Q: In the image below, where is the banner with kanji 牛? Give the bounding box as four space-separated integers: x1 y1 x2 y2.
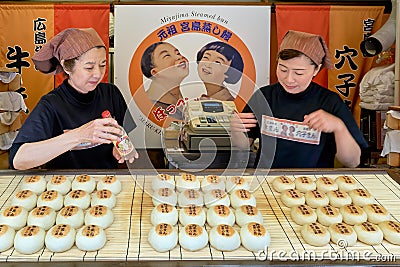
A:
114 5 271 148
0 3 109 114
276 5 385 119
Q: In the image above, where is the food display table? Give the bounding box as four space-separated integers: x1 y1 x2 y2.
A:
0 168 399 266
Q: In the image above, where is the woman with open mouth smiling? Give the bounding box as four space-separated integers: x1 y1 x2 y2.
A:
141 41 189 119
196 41 243 101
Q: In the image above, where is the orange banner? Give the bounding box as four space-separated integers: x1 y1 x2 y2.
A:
276 5 330 88
0 3 109 114
276 5 384 118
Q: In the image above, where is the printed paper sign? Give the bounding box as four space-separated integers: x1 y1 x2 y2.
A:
261 115 321 145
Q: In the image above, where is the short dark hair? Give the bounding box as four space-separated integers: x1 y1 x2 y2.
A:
196 41 244 84
277 49 318 69
140 42 164 78
63 46 105 74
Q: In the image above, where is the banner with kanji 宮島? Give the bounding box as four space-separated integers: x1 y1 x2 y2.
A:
0 3 110 114
114 5 271 148
276 5 385 120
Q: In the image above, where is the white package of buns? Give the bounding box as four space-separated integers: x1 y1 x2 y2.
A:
240 222 270 252
14 225 45 254
230 189 256 209
56 205 84 229
76 224 107 251
21 175 46 195
152 173 175 192
207 204 235 227
294 176 316 193
97 175 122 195
179 223 208 251
300 222 330 246
27 206 56 231
11 190 37 211
235 205 263 227
72 174 96 193
45 224 76 252
201 175 225 193
47 175 71 195
37 190 64 211
179 205 206 226
0 224 15 252
148 223 178 252
0 206 28 230
209 224 240 251
151 203 178 226
272 176 294 193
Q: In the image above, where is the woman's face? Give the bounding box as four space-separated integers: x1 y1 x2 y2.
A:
65 47 106 94
197 50 231 85
150 43 189 81
276 54 320 94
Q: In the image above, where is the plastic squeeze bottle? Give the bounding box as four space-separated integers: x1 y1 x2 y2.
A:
101 110 136 159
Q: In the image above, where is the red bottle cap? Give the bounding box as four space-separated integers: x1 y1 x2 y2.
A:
102 110 111 118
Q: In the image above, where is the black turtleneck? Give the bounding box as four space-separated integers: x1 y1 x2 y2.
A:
64 79 96 104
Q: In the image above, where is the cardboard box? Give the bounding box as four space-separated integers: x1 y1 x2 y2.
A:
386 112 400 130
388 152 400 167
0 150 9 169
0 73 21 92
0 113 23 135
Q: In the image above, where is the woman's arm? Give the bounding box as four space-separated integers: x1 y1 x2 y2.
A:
230 112 257 149
12 117 122 170
303 109 360 167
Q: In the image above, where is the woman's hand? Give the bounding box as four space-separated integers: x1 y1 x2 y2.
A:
112 146 139 164
230 112 258 133
304 109 360 167
74 117 123 145
230 112 257 149
303 109 344 133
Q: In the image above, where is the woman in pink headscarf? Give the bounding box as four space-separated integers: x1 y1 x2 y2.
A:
231 30 367 169
9 28 138 170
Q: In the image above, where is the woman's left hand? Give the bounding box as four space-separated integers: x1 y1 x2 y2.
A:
303 109 344 133
112 146 139 164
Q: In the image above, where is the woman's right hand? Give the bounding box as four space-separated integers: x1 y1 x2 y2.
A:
73 118 123 144
230 112 257 149
230 112 257 133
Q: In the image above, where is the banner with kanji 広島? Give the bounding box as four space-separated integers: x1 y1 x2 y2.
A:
276 5 385 121
0 3 109 114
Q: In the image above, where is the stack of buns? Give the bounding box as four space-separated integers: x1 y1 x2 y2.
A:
0 174 121 254
148 173 270 253
272 175 396 247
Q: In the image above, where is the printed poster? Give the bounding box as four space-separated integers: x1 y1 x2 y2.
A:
114 5 271 148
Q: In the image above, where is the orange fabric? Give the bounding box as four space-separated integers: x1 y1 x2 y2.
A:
328 6 384 116
0 4 54 114
0 4 110 116
54 4 110 87
276 5 330 88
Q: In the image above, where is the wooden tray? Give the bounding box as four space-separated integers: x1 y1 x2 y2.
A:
0 169 399 264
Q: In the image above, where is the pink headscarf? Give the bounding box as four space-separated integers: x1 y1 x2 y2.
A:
32 28 105 74
279 30 333 69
